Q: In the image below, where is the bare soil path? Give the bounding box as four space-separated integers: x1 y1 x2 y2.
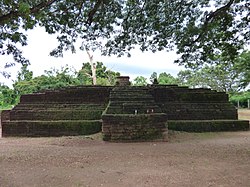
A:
0 131 250 187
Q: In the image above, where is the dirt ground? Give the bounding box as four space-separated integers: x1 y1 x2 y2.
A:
0 131 249 187
238 109 250 120
0 109 249 187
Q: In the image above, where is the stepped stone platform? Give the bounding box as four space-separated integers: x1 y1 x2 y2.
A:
1 78 249 141
102 86 168 141
1 86 112 137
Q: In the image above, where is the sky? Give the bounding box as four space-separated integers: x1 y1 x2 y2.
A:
0 27 184 87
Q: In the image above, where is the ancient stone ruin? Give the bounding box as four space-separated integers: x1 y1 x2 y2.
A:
1 76 249 141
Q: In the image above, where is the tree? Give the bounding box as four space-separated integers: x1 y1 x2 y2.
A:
86 49 97 85
13 65 78 97
229 91 250 108
77 61 120 86
133 76 148 86
177 70 208 88
17 64 33 82
233 50 250 88
149 72 158 84
177 51 250 92
158 73 179 85
0 84 16 107
1 0 249 71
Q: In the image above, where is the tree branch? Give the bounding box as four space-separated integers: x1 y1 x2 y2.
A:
87 0 104 25
0 0 58 25
192 0 236 44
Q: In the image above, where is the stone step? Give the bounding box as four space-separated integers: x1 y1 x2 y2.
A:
109 97 155 102
108 100 157 106
10 110 103 120
112 87 149 91
168 120 249 132
13 103 106 110
157 103 235 109
164 110 237 120
2 120 102 137
110 93 152 97
106 105 161 114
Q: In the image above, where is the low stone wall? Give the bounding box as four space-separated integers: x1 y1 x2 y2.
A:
1 110 10 123
102 114 168 141
2 120 102 137
0 110 11 138
168 120 249 132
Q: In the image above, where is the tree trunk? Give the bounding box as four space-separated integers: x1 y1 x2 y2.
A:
86 50 97 85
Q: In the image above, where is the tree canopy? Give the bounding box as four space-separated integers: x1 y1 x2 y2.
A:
1 0 249 70
177 50 250 92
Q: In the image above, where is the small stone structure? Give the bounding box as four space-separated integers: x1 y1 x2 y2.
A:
116 76 130 86
1 77 249 141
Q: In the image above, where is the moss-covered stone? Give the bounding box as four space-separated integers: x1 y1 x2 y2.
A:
2 84 249 140
168 120 249 132
2 120 102 137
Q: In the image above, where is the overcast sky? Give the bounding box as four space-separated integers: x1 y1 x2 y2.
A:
0 27 184 87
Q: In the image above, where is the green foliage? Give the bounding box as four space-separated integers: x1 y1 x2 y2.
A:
77 62 120 85
234 50 250 88
1 0 249 70
133 76 148 86
158 73 179 85
13 65 78 97
176 51 250 92
0 84 16 107
149 72 158 84
229 91 250 108
17 64 33 81
177 70 199 88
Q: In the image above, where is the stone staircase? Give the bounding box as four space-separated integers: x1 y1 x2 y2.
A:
102 87 167 141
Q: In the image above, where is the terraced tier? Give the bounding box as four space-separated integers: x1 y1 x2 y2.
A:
2 120 101 137
1 86 112 137
150 86 238 120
